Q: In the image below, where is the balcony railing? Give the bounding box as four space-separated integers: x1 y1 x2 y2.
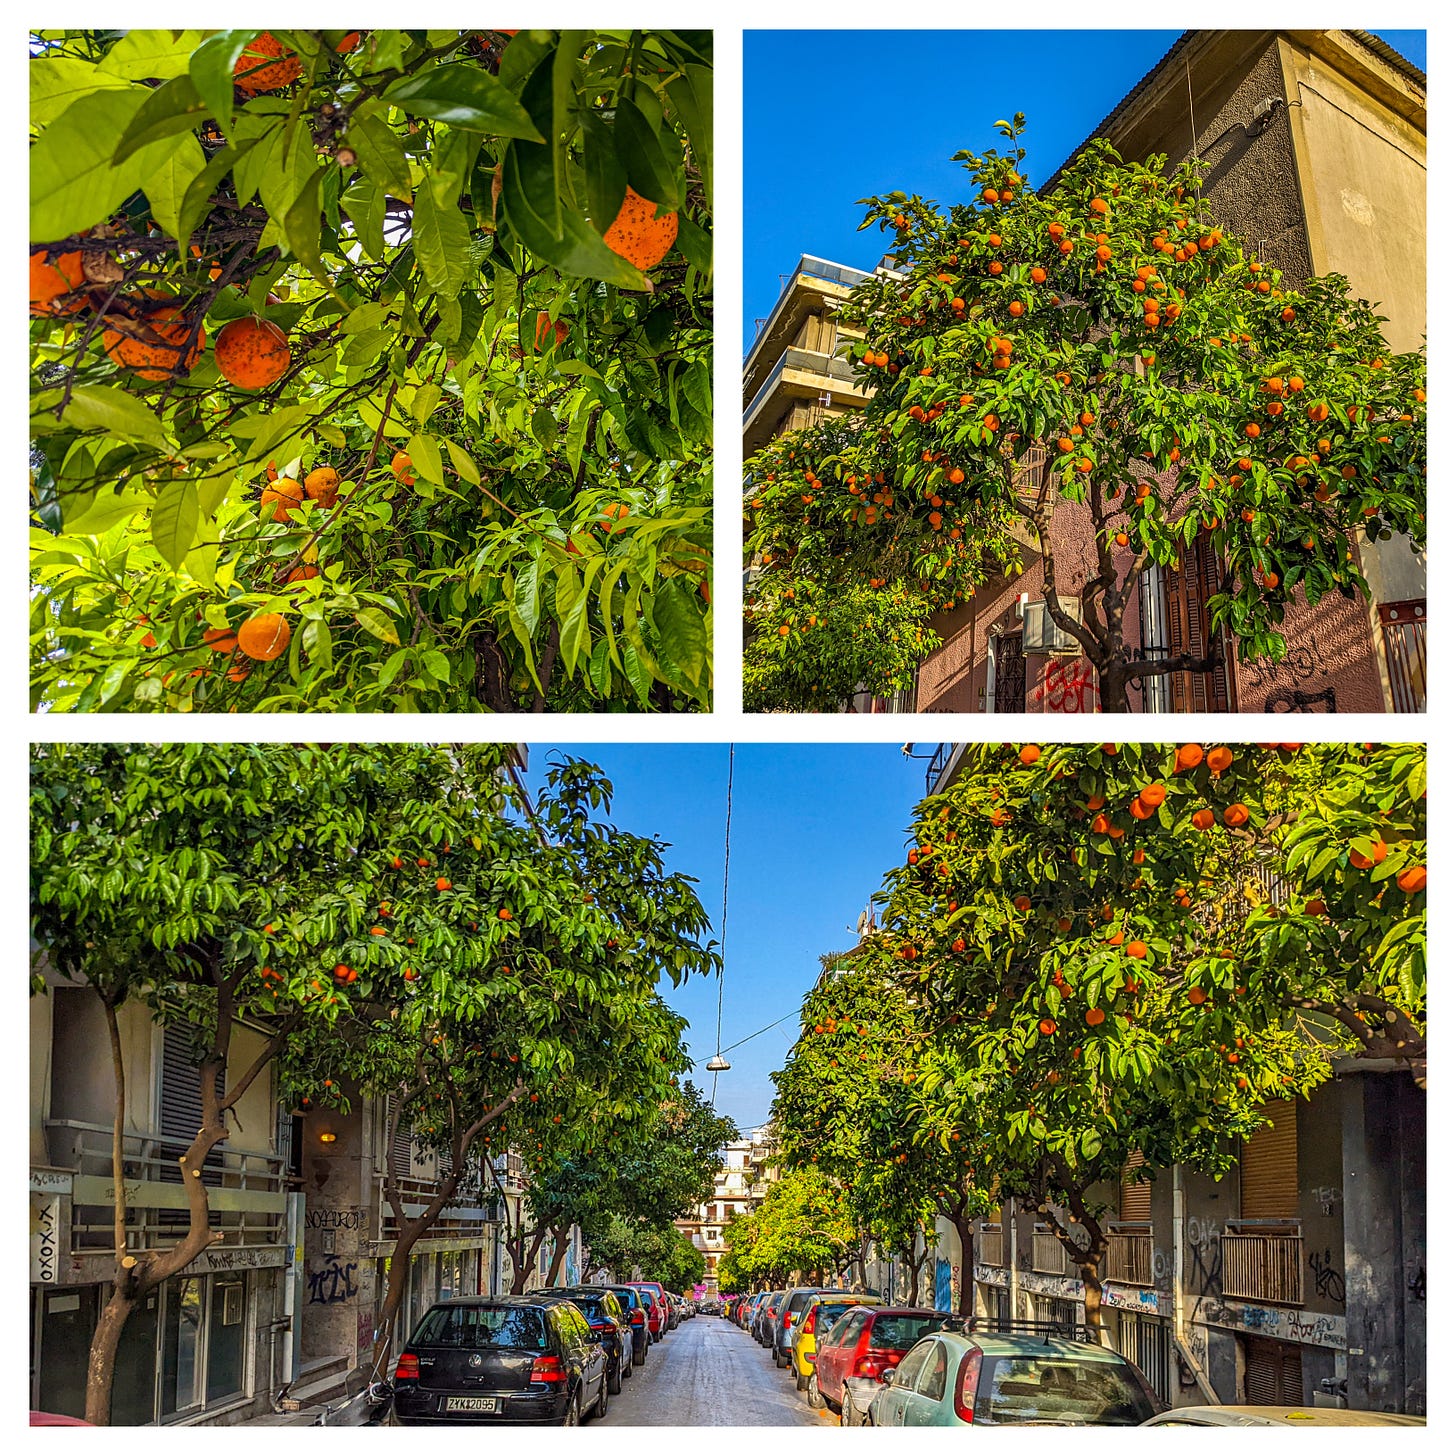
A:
46 1119 286 1253
1032 1230 1073 1275
978 1226 1004 1267
1104 1229 1154 1287
377 1170 497 1241
1221 1231 1304 1306
742 347 864 429
925 743 955 795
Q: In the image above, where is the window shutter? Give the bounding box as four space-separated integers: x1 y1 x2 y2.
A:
384 1097 414 1181
1245 1337 1303 1405
1162 532 1234 712
1120 1151 1152 1223
1240 1099 1299 1219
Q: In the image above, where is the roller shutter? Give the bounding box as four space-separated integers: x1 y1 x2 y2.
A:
1166 531 1234 712
1240 1098 1299 1219
1120 1150 1152 1223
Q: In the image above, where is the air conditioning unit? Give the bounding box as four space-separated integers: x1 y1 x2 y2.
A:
1022 596 1084 654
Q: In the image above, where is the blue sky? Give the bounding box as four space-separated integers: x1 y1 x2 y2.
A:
743 29 1428 342
526 744 933 1131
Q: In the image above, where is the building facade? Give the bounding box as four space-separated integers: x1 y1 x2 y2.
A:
675 1126 776 1291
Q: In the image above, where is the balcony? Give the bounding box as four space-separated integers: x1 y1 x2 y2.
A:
1104 1229 1154 1287
742 346 867 446
978 1225 1004 1267
45 1119 286 1253
378 1169 497 1241
1032 1229 1074 1276
1221 1229 1304 1306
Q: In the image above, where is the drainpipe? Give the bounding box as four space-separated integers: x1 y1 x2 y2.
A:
1172 1164 1218 1403
1007 1204 1020 1319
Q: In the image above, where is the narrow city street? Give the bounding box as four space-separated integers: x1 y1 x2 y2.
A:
600 1319 825 1427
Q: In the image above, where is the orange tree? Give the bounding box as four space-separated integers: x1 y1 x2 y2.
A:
30 29 712 711
718 1168 858 1289
30 741 513 1422
744 116 1425 711
866 742 1406 1333
771 957 994 1310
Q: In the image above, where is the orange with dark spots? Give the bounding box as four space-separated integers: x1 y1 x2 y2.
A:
234 33 302 94
103 298 205 380
215 317 291 389
237 613 291 661
602 186 678 271
30 249 86 316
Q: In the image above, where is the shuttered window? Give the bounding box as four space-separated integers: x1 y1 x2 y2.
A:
1120 1151 1152 1223
1240 1098 1299 1219
1164 531 1234 712
158 1027 224 1219
1245 1336 1303 1405
383 1097 415 1181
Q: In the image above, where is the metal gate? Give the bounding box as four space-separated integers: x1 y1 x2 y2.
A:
1118 1312 1172 1405
994 632 1026 713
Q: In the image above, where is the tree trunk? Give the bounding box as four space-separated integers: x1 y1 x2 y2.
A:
84 1280 136 1426
545 1225 571 1286
1078 1258 1109 1343
1099 660 1130 713
512 1226 550 1293
368 1220 429 1380
947 1213 977 1315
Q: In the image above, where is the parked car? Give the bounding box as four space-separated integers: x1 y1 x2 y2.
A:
867 1327 1162 1427
744 1291 768 1332
600 1284 652 1366
391 1296 610 1426
811 1306 956 1424
753 1290 786 1345
790 1293 884 1393
771 1287 842 1367
554 1287 634 1394
1141 1407 1426 1426
627 1282 669 1341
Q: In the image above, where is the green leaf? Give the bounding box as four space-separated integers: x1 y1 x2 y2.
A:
515 557 542 634
445 439 480 486
383 65 542 140
355 607 401 646
29 57 133 128
140 134 207 241
405 433 443 486
420 649 451 683
347 113 413 198
113 75 210 164
614 94 684 210
176 141 255 255
59 385 168 449
100 30 206 82
283 166 327 279
411 180 472 298
582 114 627 236
676 213 711 277
189 31 256 132
651 577 706 688
666 65 712 206
31 87 147 241
151 477 201 570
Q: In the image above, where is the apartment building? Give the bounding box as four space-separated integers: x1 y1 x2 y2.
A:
676 1126 776 1292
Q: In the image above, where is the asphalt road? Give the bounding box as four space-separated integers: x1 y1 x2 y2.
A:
598 1316 829 1427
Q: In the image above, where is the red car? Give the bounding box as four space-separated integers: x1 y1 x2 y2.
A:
628 1282 668 1342
810 1307 955 1426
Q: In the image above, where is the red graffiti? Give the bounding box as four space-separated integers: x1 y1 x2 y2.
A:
1032 658 1099 714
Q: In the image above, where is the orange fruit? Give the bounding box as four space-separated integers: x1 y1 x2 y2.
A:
237 612 291 661
1396 864 1426 894
103 299 205 380
1138 783 1166 810
1187 987 1208 1006
1084 1006 1106 1026
234 33 302 94
261 476 304 523
1019 745 1041 765
1175 743 1203 770
215 317 291 389
602 185 678 271
30 249 86 316
1191 808 1215 831
1223 803 1250 827
304 466 340 508
1126 941 1148 959
1206 746 1233 773
203 627 238 653
1349 838 1388 870
285 564 320 583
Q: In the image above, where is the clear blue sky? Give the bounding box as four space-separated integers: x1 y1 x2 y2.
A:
526 744 933 1131
743 29 1428 342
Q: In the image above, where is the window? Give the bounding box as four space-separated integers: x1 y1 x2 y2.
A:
1158 531 1233 711
973 1354 1156 1425
918 1341 950 1401
893 1341 934 1389
413 1303 548 1350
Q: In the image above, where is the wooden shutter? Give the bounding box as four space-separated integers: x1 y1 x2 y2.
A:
1240 1099 1299 1219
1120 1151 1151 1223
1164 532 1233 712
158 1028 224 1216
384 1097 415 1181
1245 1337 1303 1405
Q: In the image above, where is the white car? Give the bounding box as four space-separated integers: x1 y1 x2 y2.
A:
1142 1406 1425 1426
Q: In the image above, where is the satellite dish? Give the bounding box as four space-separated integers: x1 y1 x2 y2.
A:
856 910 869 936
705 1054 731 1072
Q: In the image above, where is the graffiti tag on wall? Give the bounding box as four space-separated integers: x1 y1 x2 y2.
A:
1307 1248 1346 1304
308 1253 360 1304
307 1207 364 1231
1032 658 1099 714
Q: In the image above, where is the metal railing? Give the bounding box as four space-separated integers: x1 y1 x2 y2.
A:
46 1118 286 1253
925 743 954 795
743 346 864 429
1221 1231 1304 1306
1032 1229 1074 1275
377 1169 496 1241
1104 1230 1154 1287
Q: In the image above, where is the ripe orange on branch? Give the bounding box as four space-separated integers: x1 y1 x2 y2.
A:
215 317 291 389
603 186 678 271
30 249 86 316
234 33 302 94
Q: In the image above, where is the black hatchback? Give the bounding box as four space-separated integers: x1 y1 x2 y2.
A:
554 1286 635 1394
391 1296 610 1426
601 1283 652 1365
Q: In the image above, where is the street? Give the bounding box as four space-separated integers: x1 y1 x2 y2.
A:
600 1318 825 1427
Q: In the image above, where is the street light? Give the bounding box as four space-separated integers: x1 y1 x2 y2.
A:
705 1053 731 1072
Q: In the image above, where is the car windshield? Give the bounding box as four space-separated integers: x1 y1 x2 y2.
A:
975 1355 1157 1426
610 1288 639 1308
568 1296 612 1323
812 1302 864 1328
411 1304 548 1351
869 1314 953 1350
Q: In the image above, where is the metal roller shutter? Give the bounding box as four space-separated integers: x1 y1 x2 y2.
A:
1240 1098 1299 1219
1245 1336 1303 1405
1120 1151 1152 1223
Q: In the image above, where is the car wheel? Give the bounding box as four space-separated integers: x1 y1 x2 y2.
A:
795 1368 808 1392
632 1341 646 1367
609 1357 623 1395
622 1351 633 1380
840 1394 860 1427
594 1374 610 1420
560 1392 580 1428
807 1374 825 1411
773 1348 787 1368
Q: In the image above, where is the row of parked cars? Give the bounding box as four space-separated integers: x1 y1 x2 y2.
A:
388 1279 693 1425
723 1287 1163 1426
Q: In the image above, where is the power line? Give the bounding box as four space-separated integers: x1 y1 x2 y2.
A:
711 744 734 1105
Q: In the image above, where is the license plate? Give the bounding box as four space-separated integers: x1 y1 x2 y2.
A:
444 1397 499 1413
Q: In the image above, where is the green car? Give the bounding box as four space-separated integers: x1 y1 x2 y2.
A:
867 1327 1162 1426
